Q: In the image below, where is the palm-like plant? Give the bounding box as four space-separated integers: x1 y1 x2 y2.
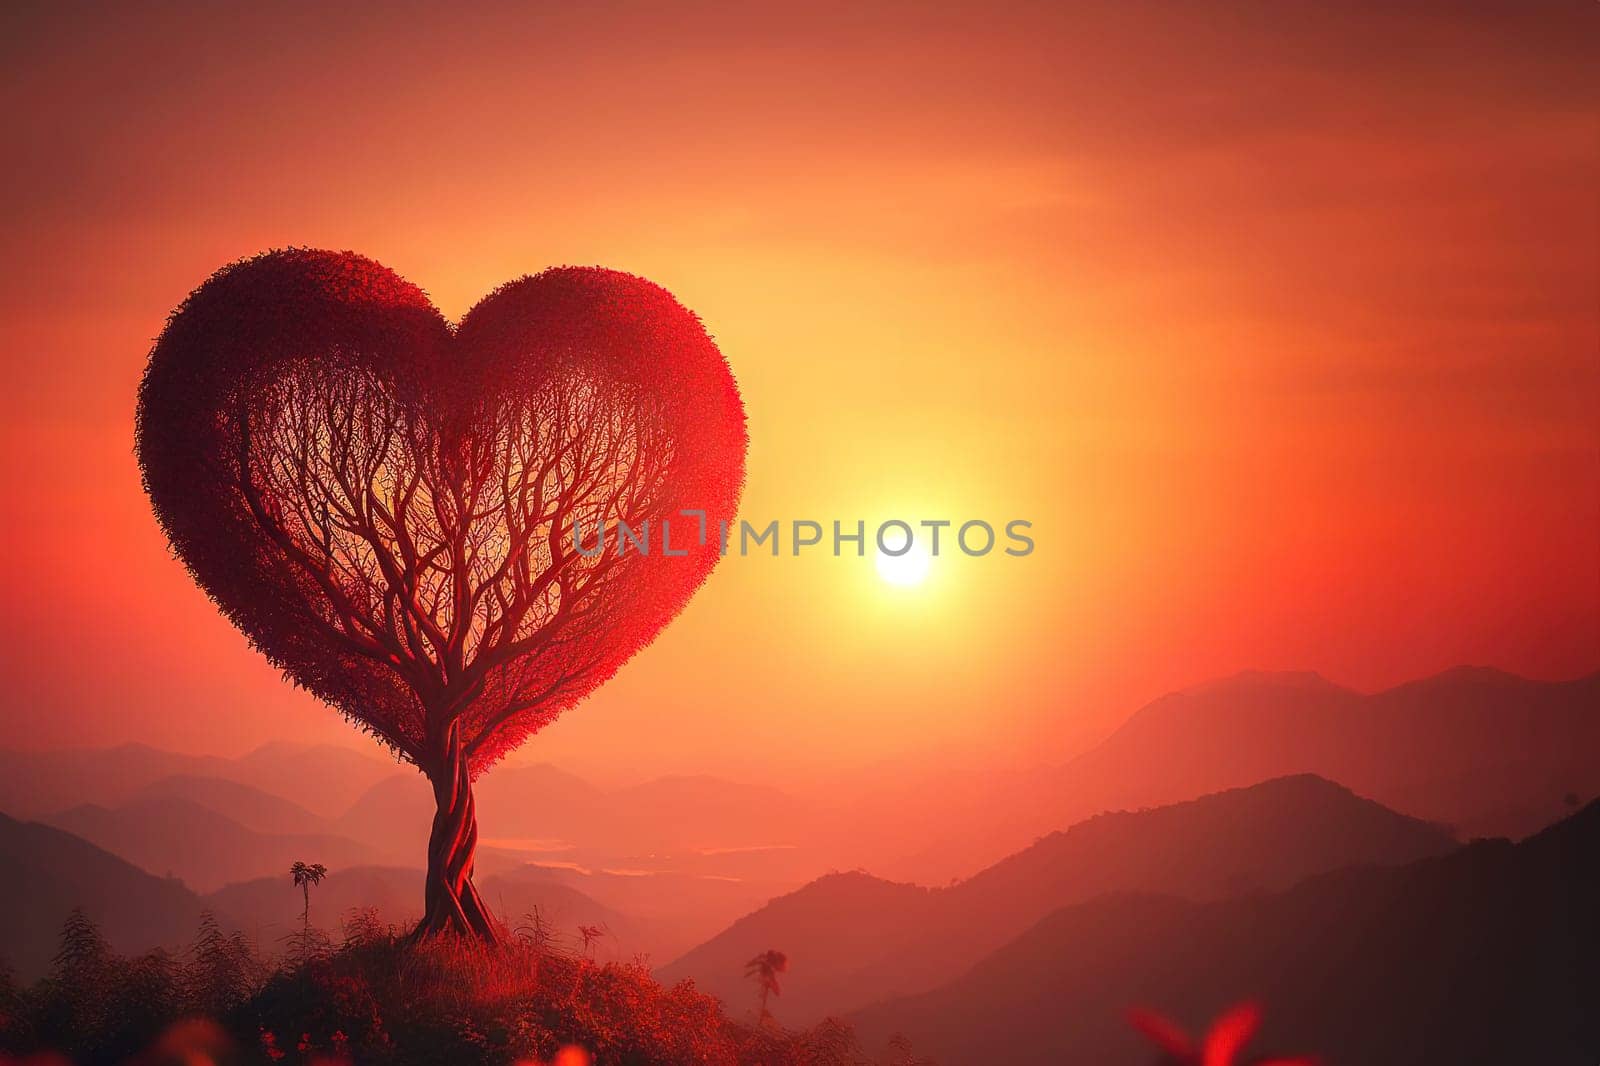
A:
744 949 789 1023
577 924 606 958
290 862 327 942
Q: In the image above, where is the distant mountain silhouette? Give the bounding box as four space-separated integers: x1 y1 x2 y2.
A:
0 812 213 981
0 744 801 863
851 800 1600 1066
475 864 651 960
336 764 809 858
1069 668 1598 836
0 741 396 821
486 860 800 966
0 743 232 818
334 763 614 859
660 871 933 1024
478 763 617 839
888 667 1600 881
221 742 402 814
0 747 817 957
606 774 807 851
135 774 331 835
660 775 1455 1024
42 795 382 892
329 774 436 857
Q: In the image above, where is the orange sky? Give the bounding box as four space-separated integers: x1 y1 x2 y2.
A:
0 2 1595 789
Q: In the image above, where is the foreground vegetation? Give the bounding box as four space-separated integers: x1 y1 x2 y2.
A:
0 910 931 1066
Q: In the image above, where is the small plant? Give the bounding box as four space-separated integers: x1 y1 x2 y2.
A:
3 914 869 1066
516 908 556 956
292 862 329 933
880 1031 936 1066
1129 1001 1315 1066
288 861 331 961
342 906 388 948
183 911 262 1019
744 949 789 1023
577 924 607 959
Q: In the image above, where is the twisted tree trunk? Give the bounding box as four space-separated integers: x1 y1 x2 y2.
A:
416 720 498 941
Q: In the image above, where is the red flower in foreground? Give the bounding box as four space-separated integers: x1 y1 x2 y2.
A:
1128 1002 1316 1066
258 1026 286 1061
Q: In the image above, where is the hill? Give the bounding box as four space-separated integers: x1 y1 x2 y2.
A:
887 667 1600 882
334 764 614 852
0 741 396 821
605 774 808 852
0 812 213 981
1076 668 1599 836
337 765 812 864
134 773 331 835
41 795 382 892
0 747 815 955
660 775 1455 1023
851 800 1600 1065
476 865 653 960
223 741 401 814
0 923 883 1066
0 743 230 818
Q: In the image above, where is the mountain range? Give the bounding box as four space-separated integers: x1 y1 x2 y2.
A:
879 666 1600 882
849 799 1600 1066
0 745 818 971
41 795 385 892
0 812 211 981
0 743 819 930
658 775 1457 1023
1 663 1592 1018
0 741 400 820
5 667 1590 893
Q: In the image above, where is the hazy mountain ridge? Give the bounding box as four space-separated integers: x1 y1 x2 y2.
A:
0 811 215 981
7 665 1587 891
478 767 812 860
3 664 1591 1008
886 666 1600 881
0 812 660 980
659 775 1456 1024
0 742 821 965
135 773 333 835
41 795 385 893
1080 667 1600 832
0 740 820 904
850 800 1600 1065
0 742 399 821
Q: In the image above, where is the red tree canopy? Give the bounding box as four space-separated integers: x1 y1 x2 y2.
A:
137 250 746 776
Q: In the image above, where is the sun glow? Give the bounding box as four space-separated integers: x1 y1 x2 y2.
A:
875 541 933 587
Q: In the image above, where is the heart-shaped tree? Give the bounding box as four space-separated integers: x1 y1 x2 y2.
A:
136 250 745 940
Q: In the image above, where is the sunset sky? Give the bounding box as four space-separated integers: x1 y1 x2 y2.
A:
0 2 1594 790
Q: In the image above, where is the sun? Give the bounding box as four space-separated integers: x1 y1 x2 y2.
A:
875 541 932 587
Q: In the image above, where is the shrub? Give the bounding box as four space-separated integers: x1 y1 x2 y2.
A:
1 915 902 1066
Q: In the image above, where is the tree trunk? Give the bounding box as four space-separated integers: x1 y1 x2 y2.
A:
415 721 498 941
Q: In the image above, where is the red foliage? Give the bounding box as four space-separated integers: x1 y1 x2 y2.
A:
243 932 852 1065
1128 1002 1317 1066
